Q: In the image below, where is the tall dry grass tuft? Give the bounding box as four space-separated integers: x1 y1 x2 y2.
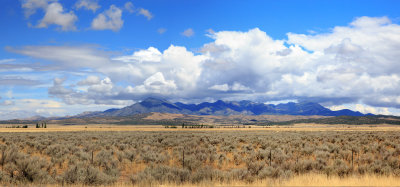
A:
41 174 400 186
279 174 400 186
127 174 400 186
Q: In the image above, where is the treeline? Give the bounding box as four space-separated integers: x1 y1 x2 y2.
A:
36 122 47 128
164 123 215 128
115 119 200 126
0 120 33 124
4 125 28 128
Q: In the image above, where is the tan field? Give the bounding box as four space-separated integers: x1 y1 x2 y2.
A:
122 174 400 186
43 174 400 186
1 123 400 132
1 124 400 186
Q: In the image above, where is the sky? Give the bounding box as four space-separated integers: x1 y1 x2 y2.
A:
0 0 400 119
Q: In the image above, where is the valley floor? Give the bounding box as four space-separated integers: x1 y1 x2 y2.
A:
1 124 400 186
1 123 400 132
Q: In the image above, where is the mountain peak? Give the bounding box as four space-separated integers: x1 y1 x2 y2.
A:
140 97 169 107
214 100 227 104
142 97 166 102
76 98 368 117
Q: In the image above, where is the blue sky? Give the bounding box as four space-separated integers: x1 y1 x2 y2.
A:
0 0 400 119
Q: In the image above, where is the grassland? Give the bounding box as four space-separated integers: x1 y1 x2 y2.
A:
1 123 400 132
0 124 400 186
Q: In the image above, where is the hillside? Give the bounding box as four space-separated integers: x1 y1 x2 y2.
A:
1 112 399 126
76 97 366 118
44 112 327 125
2 98 388 126
261 115 400 125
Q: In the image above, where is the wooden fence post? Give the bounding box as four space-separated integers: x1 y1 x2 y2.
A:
269 149 272 166
182 149 185 169
351 150 354 169
91 150 94 165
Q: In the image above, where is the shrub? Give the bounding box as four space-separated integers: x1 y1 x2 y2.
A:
0 129 399 185
63 165 84 184
15 156 50 183
247 161 265 175
332 159 351 177
131 165 190 185
229 168 249 181
84 165 115 185
0 170 10 183
294 159 314 174
258 166 282 179
190 166 214 183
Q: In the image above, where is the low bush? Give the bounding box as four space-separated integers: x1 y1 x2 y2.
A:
0 130 398 185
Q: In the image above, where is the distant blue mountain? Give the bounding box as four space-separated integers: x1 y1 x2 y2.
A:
78 97 368 117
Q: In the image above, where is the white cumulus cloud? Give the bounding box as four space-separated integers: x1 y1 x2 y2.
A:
138 8 153 20
158 28 167 34
209 84 229 92
124 2 135 13
91 5 123 32
9 16 400 115
37 2 77 31
77 75 101 86
113 47 162 63
182 28 194 37
22 0 53 18
22 0 77 31
75 0 100 12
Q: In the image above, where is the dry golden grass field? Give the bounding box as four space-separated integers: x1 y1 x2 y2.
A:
1 123 400 132
1 124 400 186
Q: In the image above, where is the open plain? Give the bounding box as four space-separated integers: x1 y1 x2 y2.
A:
1 124 400 186
1 123 400 132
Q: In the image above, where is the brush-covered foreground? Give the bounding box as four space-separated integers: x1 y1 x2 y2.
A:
0 130 399 186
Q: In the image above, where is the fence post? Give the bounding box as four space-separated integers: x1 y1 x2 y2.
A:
1 149 4 171
351 150 354 169
182 149 185 169
91 150 94 165
269 149 272 166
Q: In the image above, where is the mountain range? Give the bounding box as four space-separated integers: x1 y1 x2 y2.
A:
77 97 368 118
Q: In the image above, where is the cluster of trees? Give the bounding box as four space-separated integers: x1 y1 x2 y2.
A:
181 123 215 128
164 123 217 128
163 125 177 128
35 122 47 128
4 125 28 128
